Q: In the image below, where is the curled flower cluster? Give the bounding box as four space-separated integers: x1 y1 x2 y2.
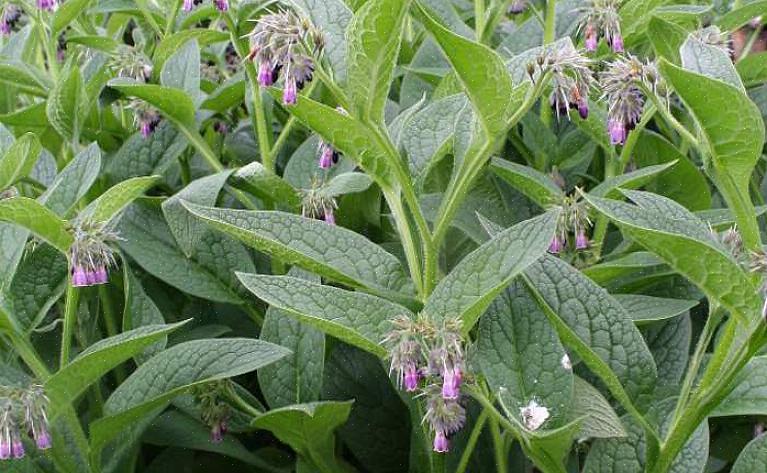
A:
69 219 119 287
301 179 337 224
548 191 592 254
247 10 324 105
1 384 52 461
0 4 21 35
532 45 595 120
130 99 162 138
192 381 231 444
183 0 228 13
111 45 153 82
384 315 466 453
599 54 660 145
579 0 623 53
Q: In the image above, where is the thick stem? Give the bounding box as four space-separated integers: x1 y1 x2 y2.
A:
386 189 425 297
60 283 80 369
164 0 181 36
455 409 489 473
474 0 486 41
489 417 507 473
543 0 557 45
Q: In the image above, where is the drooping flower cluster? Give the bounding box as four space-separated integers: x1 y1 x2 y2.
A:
578 0 623 53
1 384 52 461
548 191 592 254
531 44 595 120
599 54 661 145
69 219 119 287
182 0 228 13
384 315 466 453
111 45 153 82
247 10 324 105
0 4 21 35
129 99 162 138
301 178 337 224
192 381 231 444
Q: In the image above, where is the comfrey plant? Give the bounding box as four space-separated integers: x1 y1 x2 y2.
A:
4 0 767 471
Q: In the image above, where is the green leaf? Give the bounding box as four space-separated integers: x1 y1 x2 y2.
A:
613 294 698 325
588 162 676 198
642 315 691 387
45 321 189 421
712 356 767 417
267 92 395 188
162 171 233 257
67 35 120 54
230 162 301 210
680 35 744 90
40 142 102 217
583 192 762 324
731 433 767 473
319 172 373 197
152 29 229 73
293 0 352 82
53 0 91 35
83 175 160 223
0 133 41 191
0 197 73 253
648 16 687 64
118 201 244 304
237 273 411 357
122 266 167 362
0 59 50 96
183 202 416 303
632 131 711 211
415 0 513 137
737 52 767 87
582 252 665 286
423 210 558 333
106 121 187 182
522 255 658 407
46 63 87 141
659 60 764 250
717 0 767 31
108 78 196 129
252 401 354 471
345 0 408 123
572 377 626 439
90 338 290 454
160 39 202 104
477 281 573 429
490 158 564 208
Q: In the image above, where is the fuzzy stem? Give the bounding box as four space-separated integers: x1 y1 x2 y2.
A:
164 0 181 36
60 282 80 369
489 416 508 473
455 408 489 473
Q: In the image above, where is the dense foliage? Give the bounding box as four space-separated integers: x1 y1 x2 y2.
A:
2 0 767 471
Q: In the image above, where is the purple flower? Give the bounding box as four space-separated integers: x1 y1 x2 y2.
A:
257 58 275 87
318 143 334 169
433 431 449 453
11 432 23 459
283 77 297 105
610 33 624 53
585 24 598 52
576 98 589 119
507 0 526 14
575 231 589 250
140 121 154 139
71 266 88 287
548 235 564 254
441 366 461 400
182 0 193 11
34 429 51 450
608 118 627 145
210 420 227 444
214 0 228 12
0 437 9 460
403 365 419 392
323 207 335 225
36 0 55 11
69 220 119 288
0 19 9 36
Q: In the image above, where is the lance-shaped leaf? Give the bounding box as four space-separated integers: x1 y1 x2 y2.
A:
230 161 301 210
711 356 767 417
183 202 415 303
345 0 408 123
588 162 677 198
716 0 767 31
660 60 764 250
237 273 412 357
572 377 626 439
648 17 686 64
82 175 161 223
266 91 394 189
490 158 564 208
0 59 50 96
0 197 73 253
478 281 573 429
522 255 657 409
0 133 41 191
108 78 197 130
46 63 87 141
90 338 290 454
152 30 229 73
680 35 744 90
583 192 762 323
614 294 698 325
39 142 101 217
45 321 190 420
731 433 767 473
414 1 513 137
252 401 354 471
423 210 558 333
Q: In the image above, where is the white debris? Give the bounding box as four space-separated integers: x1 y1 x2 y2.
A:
520 400 550 431
561 353 572 370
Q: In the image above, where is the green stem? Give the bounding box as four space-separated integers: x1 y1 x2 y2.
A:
98 285 129 383
590 149 618 260
269 115 299 162
474 0 486 41
35 11 59 80
642 86 700 149
455 409 489 473
226 387 263 418
489 416 507 473
386 189 425 297
7 330 50 379
60 283 80 369
164 0 181 36
543 0 557 45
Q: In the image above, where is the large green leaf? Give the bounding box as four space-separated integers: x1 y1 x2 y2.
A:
731 433 767 473
423 210 558 332
46 321 189 420
237 274 411 357
53 0 91 35
0 133 41 191
106 121 187 182
0 197 73 253
252 401 354 471
680 35 744 90
151 29 229 73
0 59 50 96
572 377 626 439
478 281 572 429
642 315 691 387
736 52 767 88
89 338 290 455
415 0 513 137
648 16 687 64
660 60 764 250
160 40 201 101
46 63 87 142
588 162 676 198
293 0 352 82
122 266 167 362
584 192 762 324
39 142 102 217
83 175 160 223
614 294 697 325
711 356 767 417
108 79 197 129
490 158 564 208
183 203 415 303
345 0 408 123
716 0 767 30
